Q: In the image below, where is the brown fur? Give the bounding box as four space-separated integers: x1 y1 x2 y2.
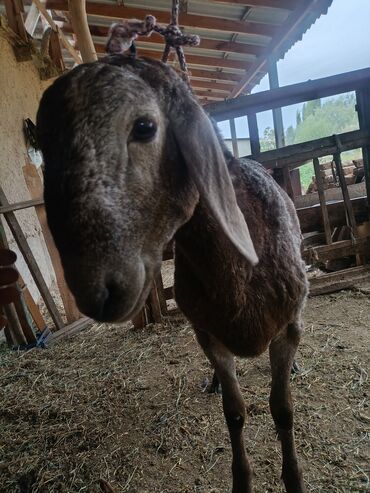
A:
37 55 308 493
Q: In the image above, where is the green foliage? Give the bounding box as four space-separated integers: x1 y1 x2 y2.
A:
259 126 276 151
294 94 358 144
258 93 359 190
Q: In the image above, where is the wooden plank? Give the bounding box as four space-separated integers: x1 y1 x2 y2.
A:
333 149 357 234
230 118 239 158
297 197 368 234
18 273 47 331
156 273 168 316
295 182 366 209
95 43 252 71
46 317 91 343
309 266 370 296
313 157 332 244
207 68 370 120
189 69 242 83
208 0 296 8
148 282 162 324
48 28 65 72
247 113 260 157
255 129 370 170
64 24 265 57
0 186 64 330
47 1 278 36
23 163 80 324
0 197 44 214
4 0 28 42
356 88 370 222
190 80 234 92
303 236 370 263
0 224 27 345
32 0 82 64
195 90 227 100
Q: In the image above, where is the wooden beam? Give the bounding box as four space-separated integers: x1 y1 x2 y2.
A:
188 69 242 82
251 129 370 170
303 237 370 263
32 0 82 64
207 0 296 9
68 0 97 62
46 317 91 344
190 80 234 91
297 197 368 234
230 118 239 158
195 90 227 100
207 67 370 121
46 1 278 36
64 23 266 56
0 186 64 330
0 198 44 214
247 113 260 156
95 44 252 71
313 157 332 244
309 265 370 296
4 0 28 42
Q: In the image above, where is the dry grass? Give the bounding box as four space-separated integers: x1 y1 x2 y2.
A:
0 288 369 493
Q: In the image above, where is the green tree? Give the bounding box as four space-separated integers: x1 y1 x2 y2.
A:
285 125 295 145
260 126 276 151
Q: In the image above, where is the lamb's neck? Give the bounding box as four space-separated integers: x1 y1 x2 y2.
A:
174 201 249 298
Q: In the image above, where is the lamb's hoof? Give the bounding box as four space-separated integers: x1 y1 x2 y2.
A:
209 372 222 394
100 479 118 493
291 360 301 374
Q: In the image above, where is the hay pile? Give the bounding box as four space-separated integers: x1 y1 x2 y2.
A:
0 289 369 492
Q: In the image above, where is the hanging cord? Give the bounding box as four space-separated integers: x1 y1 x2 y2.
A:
105 0 200 83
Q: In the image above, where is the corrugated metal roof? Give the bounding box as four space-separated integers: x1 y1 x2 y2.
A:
1 0 334 102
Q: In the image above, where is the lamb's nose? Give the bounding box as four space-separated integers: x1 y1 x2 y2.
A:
77 274 125 322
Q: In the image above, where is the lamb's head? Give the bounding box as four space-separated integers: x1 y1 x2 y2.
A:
37 55 257 323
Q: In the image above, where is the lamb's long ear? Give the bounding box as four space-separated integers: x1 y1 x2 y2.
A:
171 98 258 267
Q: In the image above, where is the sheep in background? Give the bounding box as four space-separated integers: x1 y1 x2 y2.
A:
37 55 308 493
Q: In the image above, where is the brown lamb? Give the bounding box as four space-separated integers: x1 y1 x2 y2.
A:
37 55 309 493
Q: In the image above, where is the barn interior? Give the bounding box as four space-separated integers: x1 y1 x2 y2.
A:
0 1 369 492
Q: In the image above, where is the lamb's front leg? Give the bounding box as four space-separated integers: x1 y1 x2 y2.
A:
196 330 252 493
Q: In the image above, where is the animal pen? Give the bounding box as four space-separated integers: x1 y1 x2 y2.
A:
0 1 369 492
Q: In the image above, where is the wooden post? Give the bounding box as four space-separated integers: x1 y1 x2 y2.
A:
0 186 64 330
313 157 332 244
356 88 370 221
0 222 27 345
230 118 239 158
68 0 97 63
247 113 260 157
268 56 298 199
23 163 80 323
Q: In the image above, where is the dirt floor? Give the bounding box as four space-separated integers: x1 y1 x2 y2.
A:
0 287 369 493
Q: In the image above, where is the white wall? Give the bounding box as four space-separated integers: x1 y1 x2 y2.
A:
0 37 56 303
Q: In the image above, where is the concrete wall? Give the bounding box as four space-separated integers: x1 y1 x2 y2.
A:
0 37 56 303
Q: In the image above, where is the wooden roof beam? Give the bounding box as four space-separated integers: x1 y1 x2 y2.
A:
186 69 243 82
95 44 252 71
46 1 278 37
63 23 265 57
207 0 297 10
190 80 235 91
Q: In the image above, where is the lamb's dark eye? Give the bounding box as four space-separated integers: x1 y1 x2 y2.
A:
132 118 157 142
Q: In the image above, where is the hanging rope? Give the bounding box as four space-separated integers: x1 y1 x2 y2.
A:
105 0 200 83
